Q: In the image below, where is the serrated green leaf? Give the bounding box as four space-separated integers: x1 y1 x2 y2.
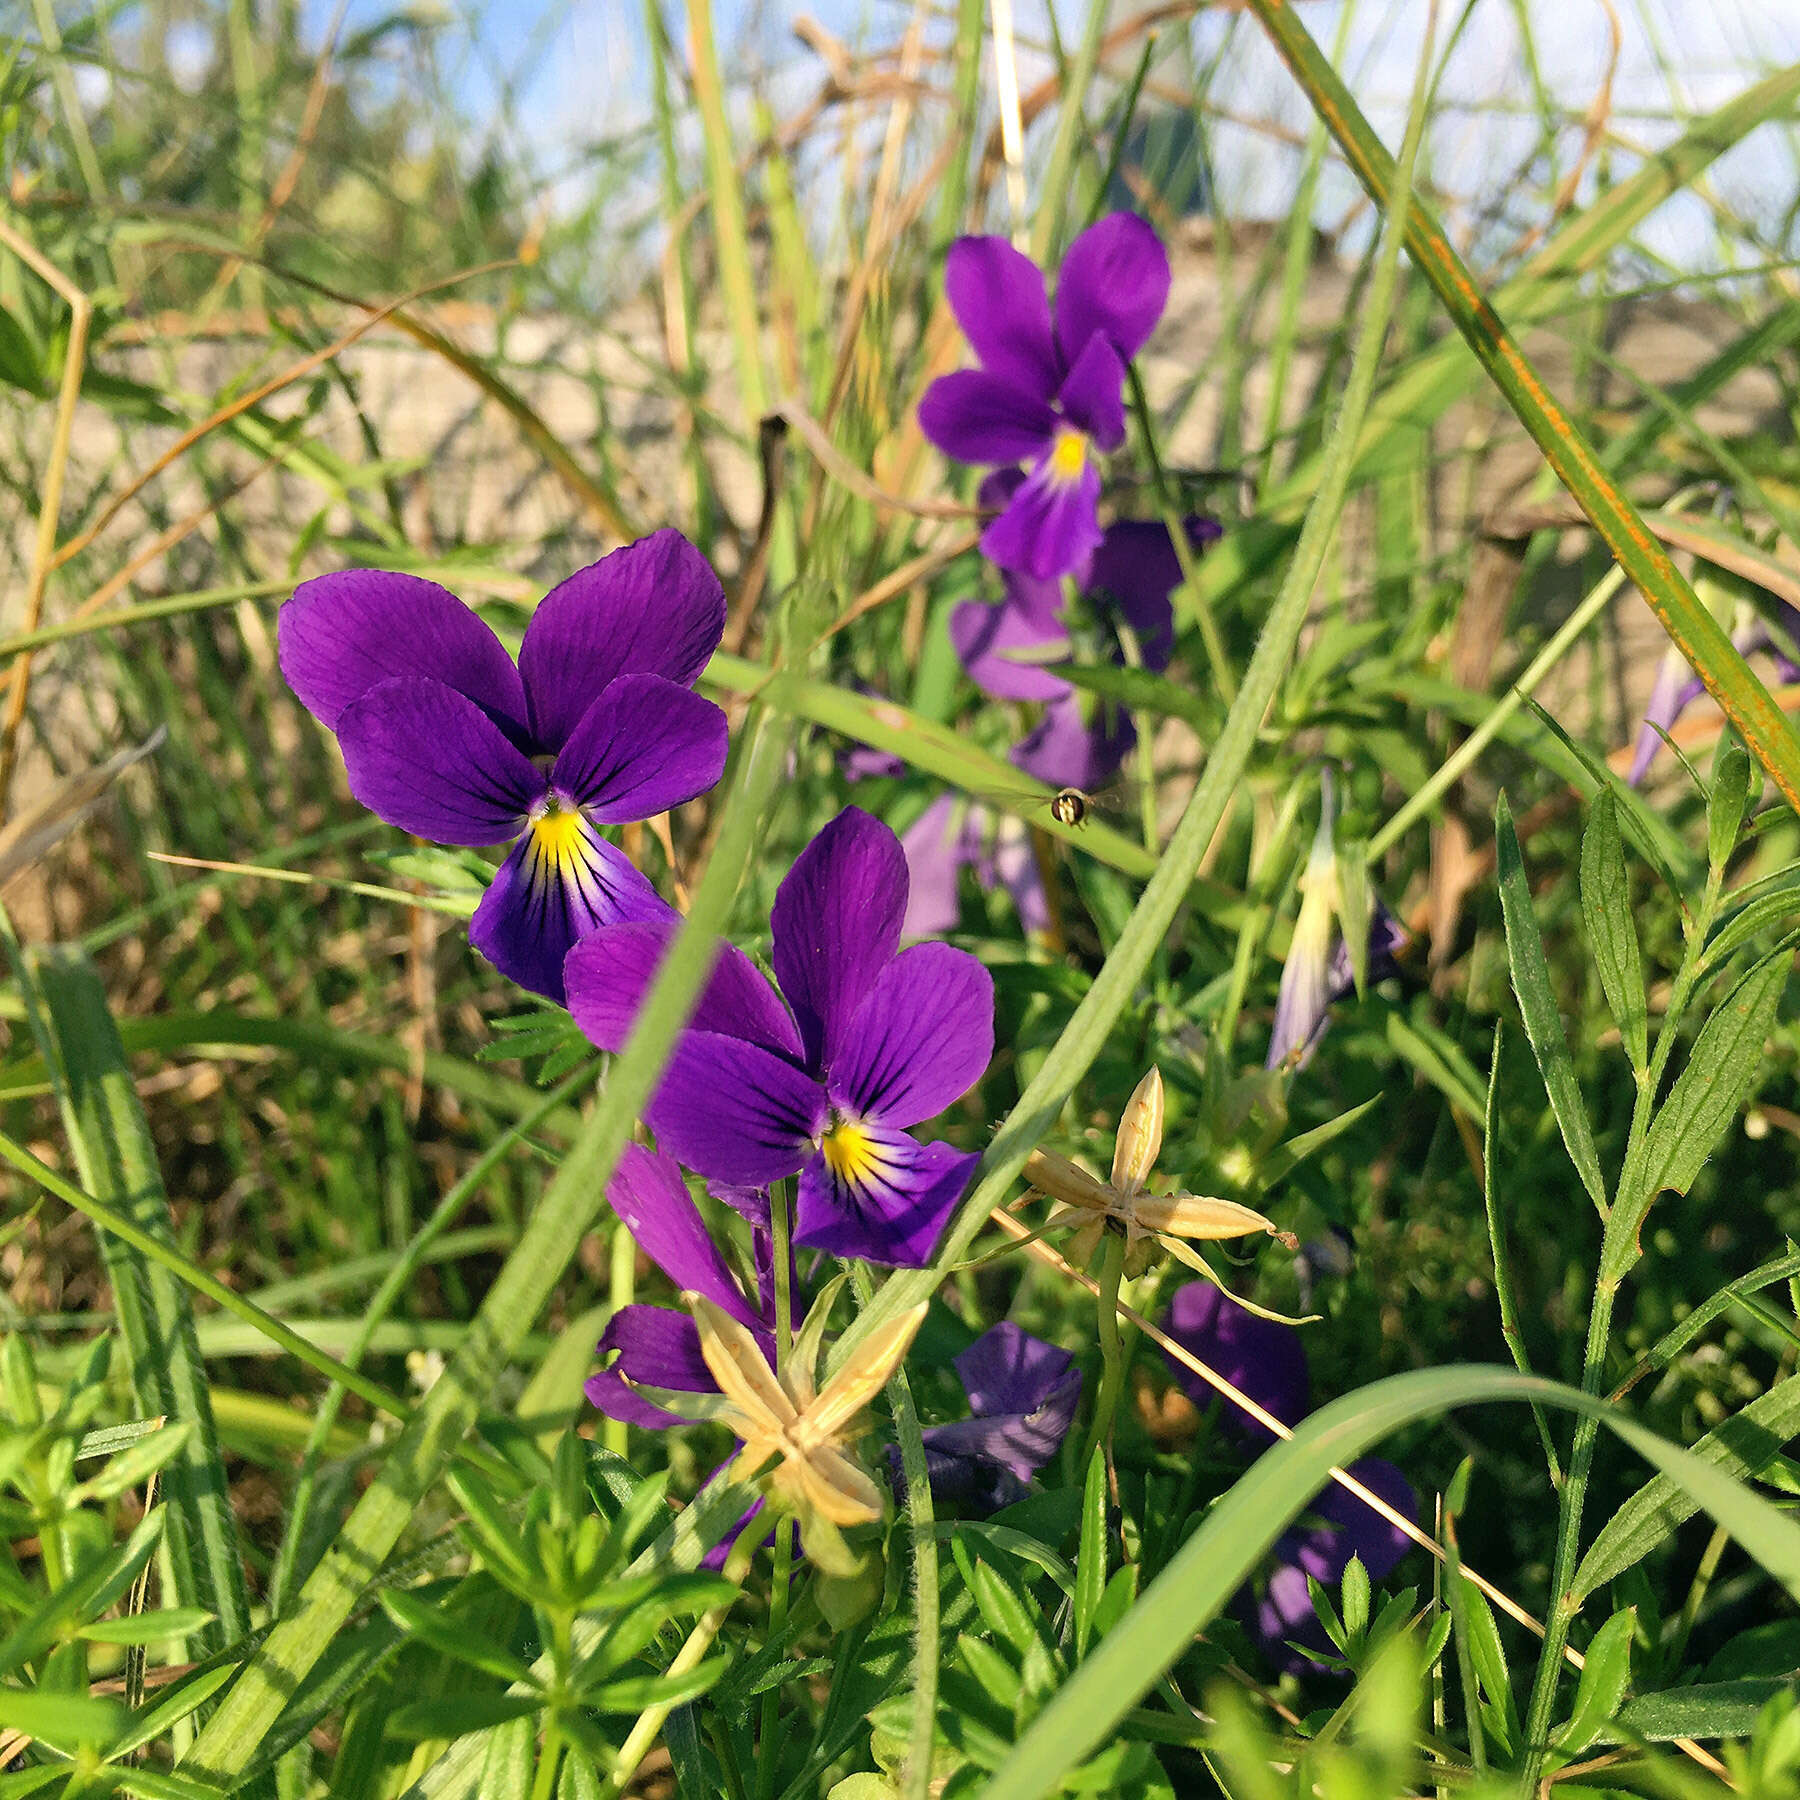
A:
1340 1555 1370 1640
1495 794 1609 1217
1574 1371 1800 1600
1555 1608 1634 1754
1580 792 1648 1073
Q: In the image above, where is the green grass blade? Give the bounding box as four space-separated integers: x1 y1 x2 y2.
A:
12 946 252 1657
973 1365 1800 1800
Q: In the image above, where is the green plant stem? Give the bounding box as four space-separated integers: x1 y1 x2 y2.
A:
758 1187 797 1800
1516 872 1726 1791
1030 0 1110 261
1367 564 1627 862
601 1532 759 1799
851 1263 939 1800
605 1207 636 1460
1082 1232 1128 1481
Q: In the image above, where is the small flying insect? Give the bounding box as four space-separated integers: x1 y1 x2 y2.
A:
967 776 1144 832
1049 787 1093 827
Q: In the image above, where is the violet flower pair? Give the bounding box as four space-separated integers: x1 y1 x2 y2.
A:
278 531 728 1003
566 807 994 1270
921 214 1171 581
1161 1283 1415 1671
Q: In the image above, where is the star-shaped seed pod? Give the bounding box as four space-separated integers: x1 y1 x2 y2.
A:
1024 1066 1296 1284
672 1293 927 1567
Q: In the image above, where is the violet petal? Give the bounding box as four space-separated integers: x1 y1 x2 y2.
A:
644 1030 826 1187
1053 212 1171 366
1055 332 1128 451
609 1144 761 1328
944 236 1060 402
980 456 1105 583
552 673 728 823
794 1132 977 1268
918 370 1059 466
1161 1282 1310 1445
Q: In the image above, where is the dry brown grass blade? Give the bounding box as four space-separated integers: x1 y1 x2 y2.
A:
0 728 166 891
777 400 978 520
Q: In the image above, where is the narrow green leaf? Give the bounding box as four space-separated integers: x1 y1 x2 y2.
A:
0 1687 124 1751
1579 792 1649 1074
379 1588 539 1689
1074 1448 1107 1661
1574 1371 1800 1600
1457 1576 1519 1759
1610 948 1789 1271
1604 1680 1786 1745
1710 738 1754 871
1495 793 1609 1216
479 1715 536 1800
14 948 252 1655
584 1657 728 1713
79 1606 214 1645
1339 1556 1370 1641
108 1663 239 1759
388 1692 544 1741
1555 1609 1634 1755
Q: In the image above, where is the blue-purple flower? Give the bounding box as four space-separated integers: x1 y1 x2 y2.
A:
1162 1282 1415 1672
919 215 1171 581
278 530 728 1002
894 1321 1082 1513
565 808 995 1268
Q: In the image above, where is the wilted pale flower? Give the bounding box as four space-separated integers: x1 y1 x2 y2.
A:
918 215 1171 580
680 1294 928 1533
278 530 728 1001
1024 1067 1292 1279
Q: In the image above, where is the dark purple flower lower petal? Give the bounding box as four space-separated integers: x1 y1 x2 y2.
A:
1053 211 1171 367
1055 332 1127 451
1161 1282 1310 1446
553 673 728 822
977 467 1028 514
944 236 1060 402
830 942 994 1129
980 456 1104 583
771 807 907 1073
585 1305 717 1428
1293 1457 1416 1584
918 370 1058 466
279 570 527 736
609 1144 762 1328
956 1320 1077 1418
470 824 668 1003
565 921 805 1061
646 1030 826 1187
950 595 1072 701
336 676 541 844
1087 518 1218 670
890 1440 1028 1515
1249 1561 1335 1673
1010 691 1133 791
518 530 726 751
794 1130 976 1268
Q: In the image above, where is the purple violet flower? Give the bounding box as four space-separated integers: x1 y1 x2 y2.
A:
583 1143 775 1568
1161 1281 1416 1673
565 807 995 1268
919 215 1172 581
900 794 1048 940
895 1321 1082 1513
278 531 729 1002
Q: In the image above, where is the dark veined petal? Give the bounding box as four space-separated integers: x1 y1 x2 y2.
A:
553 674 729 822
918 370 1059 466
771 806 907 1075
469 821 669 1003
643 1030 825 1187
517 530 727 752
585 1306 717 1428
609 1144 763 1327
943 235 1060 401
1054 331 1127 450
278 569 527 735
1053 211 1171 366
335 676 541 845
830 942 994 1129
949 596 1071 702
794 1127 977 1268
956 1319 1079 1419
1161 1281 1310 1446
564 921 803 1061
980 454 1104 583
1010 690 1134 792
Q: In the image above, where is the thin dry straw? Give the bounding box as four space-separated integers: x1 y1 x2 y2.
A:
983 1206 1734 1780
990 0 1029 241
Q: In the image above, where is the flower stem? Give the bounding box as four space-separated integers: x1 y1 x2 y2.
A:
758 1184 795 1800
1082 1230 1129 1488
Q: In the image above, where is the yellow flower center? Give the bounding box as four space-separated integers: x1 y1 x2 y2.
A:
529 800 589 875
821 1118 884 1189
1048 426 1088 484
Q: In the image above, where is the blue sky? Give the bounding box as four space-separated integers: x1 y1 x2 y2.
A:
259 0 1800 272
